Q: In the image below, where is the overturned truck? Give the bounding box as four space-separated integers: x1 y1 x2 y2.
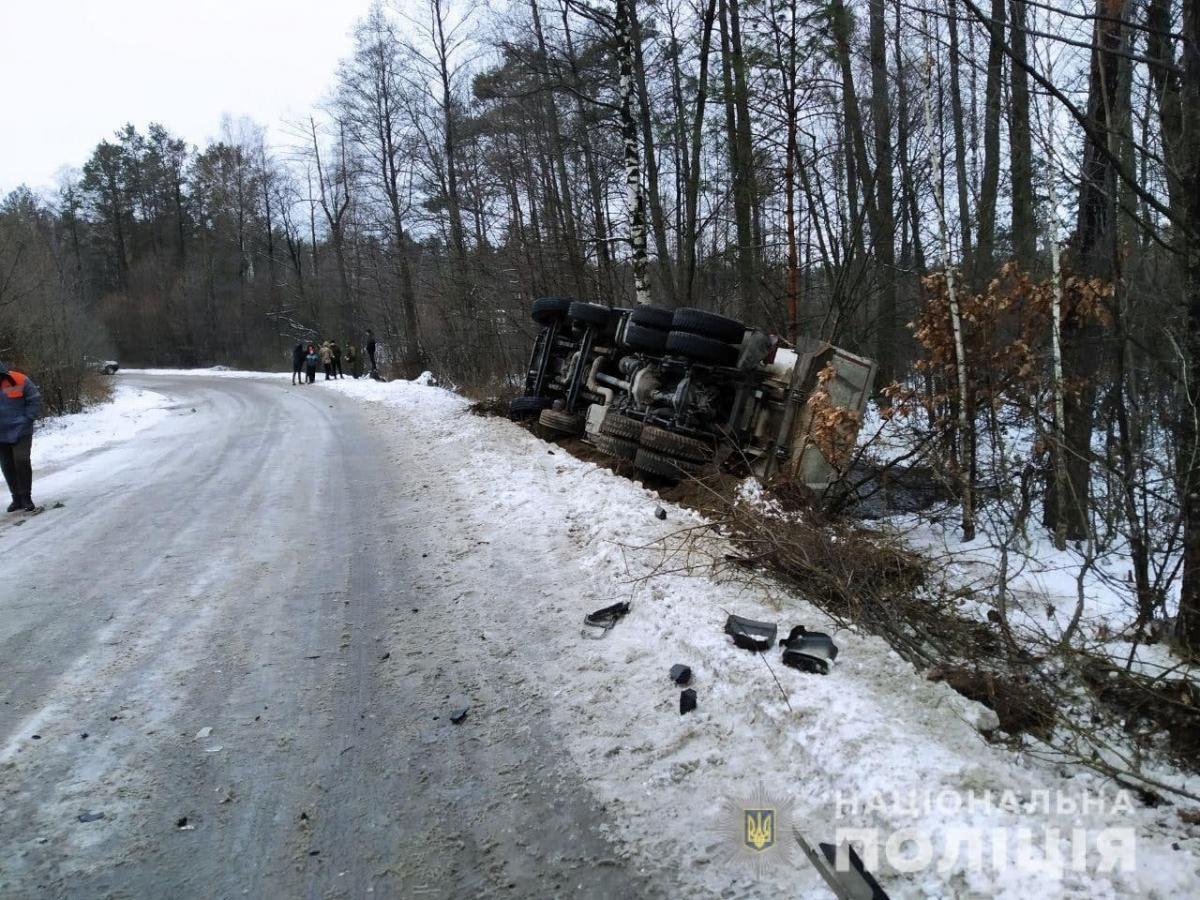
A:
510 298 876 488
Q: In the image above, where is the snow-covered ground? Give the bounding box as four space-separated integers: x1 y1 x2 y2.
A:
121 366 290 380
857 399 1189 663
307 373 1199 899
32 383 172 471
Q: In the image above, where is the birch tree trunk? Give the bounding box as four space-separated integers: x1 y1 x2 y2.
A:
1050 235 1068 551
616 0 651 305
868 0 897 387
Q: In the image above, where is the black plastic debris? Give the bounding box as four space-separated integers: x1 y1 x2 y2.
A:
77 811 105 823
779 626 839 675
680 689 697 715
818 841 890 898
795 830 891 900
669 664 692 685
583 601 631 638
724 614 777 651
654 506 667 520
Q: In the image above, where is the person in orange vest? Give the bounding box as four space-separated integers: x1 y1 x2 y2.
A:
0 362 42 512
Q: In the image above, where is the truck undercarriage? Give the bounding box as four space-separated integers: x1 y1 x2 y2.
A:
510 298 876 488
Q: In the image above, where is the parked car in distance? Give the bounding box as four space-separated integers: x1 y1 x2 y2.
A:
84 356 120 375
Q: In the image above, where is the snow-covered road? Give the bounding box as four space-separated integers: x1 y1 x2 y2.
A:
1 372 1195 898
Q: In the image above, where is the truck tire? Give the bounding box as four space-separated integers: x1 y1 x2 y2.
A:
671 308 746 344
531 297 574 325
601 412 643 441
622 322 669 354
509 395 554 417
539 408 585 434
629 305 675 331
640 425 713 463
665 330 740 367
568 301 612 328
633 447 704 479
593 433 638 460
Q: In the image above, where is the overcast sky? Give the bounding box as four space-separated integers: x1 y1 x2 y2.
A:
0 0 365 195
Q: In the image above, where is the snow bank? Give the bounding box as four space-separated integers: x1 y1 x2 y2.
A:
33 384 172 470
322 375 1200 899
121 367 290 380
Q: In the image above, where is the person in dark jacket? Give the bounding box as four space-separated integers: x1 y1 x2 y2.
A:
291 342 306 385
0 363 42 512
346 342 360 378
366 329 377 374
304 343 320 384
331 342 344 379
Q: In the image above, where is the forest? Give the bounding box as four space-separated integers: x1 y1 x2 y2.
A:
1 0 1198 663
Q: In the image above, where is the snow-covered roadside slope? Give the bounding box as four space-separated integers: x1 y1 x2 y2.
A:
324 376 1198 899
32 383 171 470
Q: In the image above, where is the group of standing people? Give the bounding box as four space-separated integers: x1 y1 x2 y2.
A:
291 330 378 385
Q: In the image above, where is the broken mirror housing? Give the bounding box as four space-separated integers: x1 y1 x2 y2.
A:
724 614 778 652
779 626 839 675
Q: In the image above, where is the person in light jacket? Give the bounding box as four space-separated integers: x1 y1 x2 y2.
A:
320 342 334 380
0 362 42 512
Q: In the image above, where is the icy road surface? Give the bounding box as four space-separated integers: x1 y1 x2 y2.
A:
1 372 1196 899
0 374 662 899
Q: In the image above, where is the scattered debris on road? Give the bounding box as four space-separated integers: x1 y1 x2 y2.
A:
583 601 630 638
77 812 105 823
679 689 697 715
795 831 891 900
654 505 667 520
450 707 469 724
669 664 692 685
195 726 212 739
779 626 839 675
723 614 777 651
